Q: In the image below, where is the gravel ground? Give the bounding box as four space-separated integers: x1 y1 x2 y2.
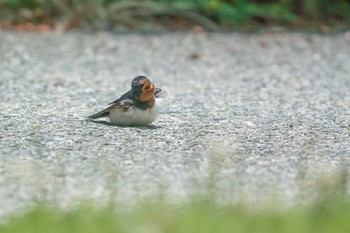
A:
0 30 350 217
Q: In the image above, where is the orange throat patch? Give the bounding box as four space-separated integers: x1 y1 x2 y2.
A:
138 88 155 106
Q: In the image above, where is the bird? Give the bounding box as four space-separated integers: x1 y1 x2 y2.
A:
87 76 161 126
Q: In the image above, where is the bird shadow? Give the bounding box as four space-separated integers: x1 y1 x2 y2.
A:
86 119 161 129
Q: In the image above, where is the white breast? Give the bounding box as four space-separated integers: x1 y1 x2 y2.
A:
109 100 161 126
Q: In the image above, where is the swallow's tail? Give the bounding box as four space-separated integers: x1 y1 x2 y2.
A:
87 109 109 119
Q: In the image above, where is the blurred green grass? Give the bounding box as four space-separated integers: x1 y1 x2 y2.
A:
1 168 350 233
0 0 349 30
1 198 350 233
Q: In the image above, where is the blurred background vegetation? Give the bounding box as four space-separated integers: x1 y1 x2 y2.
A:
1 168 350 233
0 0 350 30
0 0 349 31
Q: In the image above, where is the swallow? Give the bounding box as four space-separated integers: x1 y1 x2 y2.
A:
88 76 161 126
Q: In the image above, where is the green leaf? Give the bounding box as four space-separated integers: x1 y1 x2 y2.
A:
172 0 198 11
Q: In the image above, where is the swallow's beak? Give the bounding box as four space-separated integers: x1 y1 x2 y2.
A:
142 82 154 92
137 80 155 103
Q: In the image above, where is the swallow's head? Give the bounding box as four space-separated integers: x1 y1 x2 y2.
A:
131 76 155 102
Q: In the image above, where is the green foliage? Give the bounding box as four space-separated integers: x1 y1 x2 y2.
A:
1 197 350 233
0 156 349 233
0 0 349 29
